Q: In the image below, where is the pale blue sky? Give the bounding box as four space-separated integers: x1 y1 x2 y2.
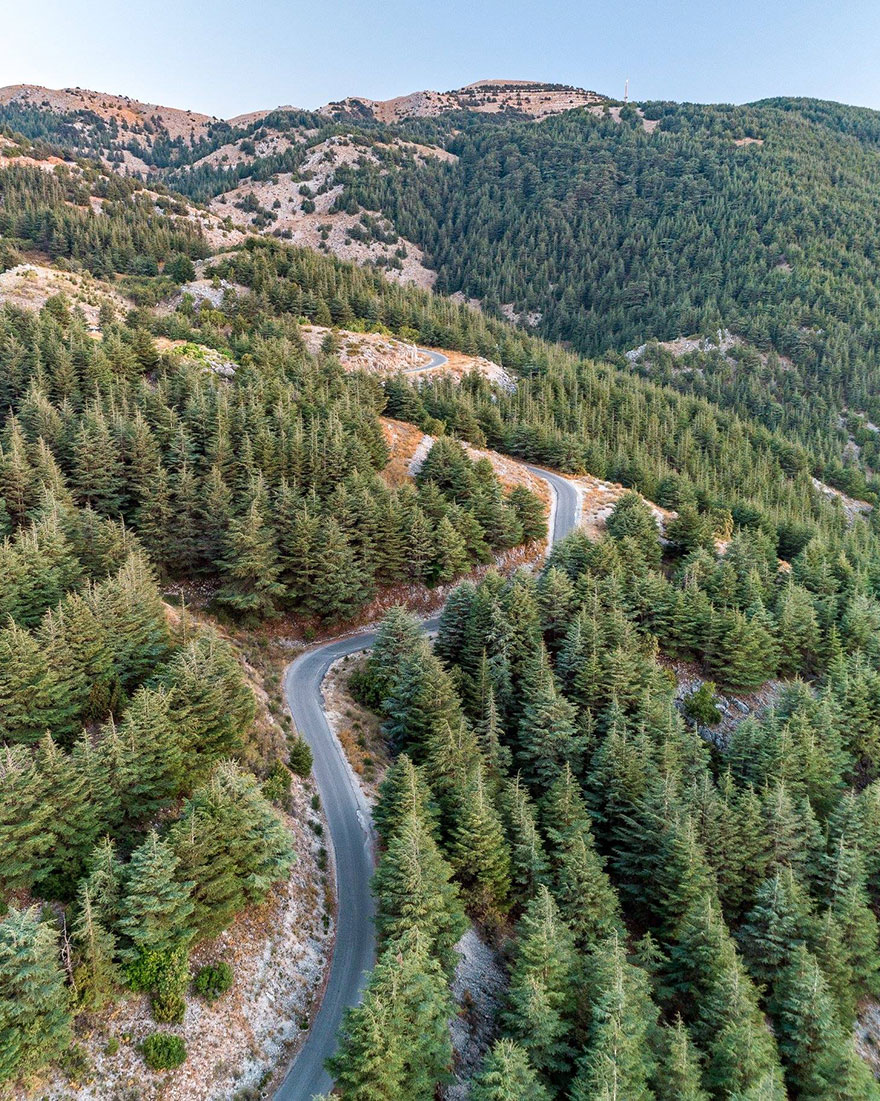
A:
3 0 880 119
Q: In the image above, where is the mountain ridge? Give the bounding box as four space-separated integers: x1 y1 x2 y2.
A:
0 77 612 136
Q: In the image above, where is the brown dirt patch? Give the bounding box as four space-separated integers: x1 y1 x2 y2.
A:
322 653 389 802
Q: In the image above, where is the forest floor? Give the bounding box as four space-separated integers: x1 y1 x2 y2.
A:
445 929 508 1100
323 652 389 802
856 1003 880 1075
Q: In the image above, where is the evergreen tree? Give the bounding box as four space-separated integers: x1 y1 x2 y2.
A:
372 753 439 843
448 762 511 916
168 762 294 940
606 491 662 565
770 944 880 1100
737 867 815 988
502 774 550 905
327 929 455 1100
0 744 54 891
307 517 371 621
0 907 72 1083
502 886 579 1082
216 496 285 620
358 606 426 711
371 808 466 974
162 632 256 774
71 884 121 1010
116 830 194 964
471 1040 550 1101
570 933 657 1101
516 646 582 787
654 1016 709 1101
434 581 476 669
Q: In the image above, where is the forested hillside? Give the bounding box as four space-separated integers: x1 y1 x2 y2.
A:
5 86 880 1097
8 86 880 490
0 489 297 1082
329 489 880 1097
276 97 880 484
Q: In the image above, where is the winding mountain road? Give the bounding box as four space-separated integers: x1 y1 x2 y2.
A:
276 463 580 1100
404 347 448 373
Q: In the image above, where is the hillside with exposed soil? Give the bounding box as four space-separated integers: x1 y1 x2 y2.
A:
320 78 609 122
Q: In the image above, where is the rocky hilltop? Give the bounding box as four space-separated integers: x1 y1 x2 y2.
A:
319 78 608 122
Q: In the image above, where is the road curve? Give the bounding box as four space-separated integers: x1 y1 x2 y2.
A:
276 465 580 1100
404 347 449 373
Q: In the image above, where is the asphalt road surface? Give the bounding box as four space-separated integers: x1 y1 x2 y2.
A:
276 463 580 1100
404 347 449 373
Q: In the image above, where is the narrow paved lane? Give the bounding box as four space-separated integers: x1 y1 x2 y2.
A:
404 347 448 373
276 464 579 1100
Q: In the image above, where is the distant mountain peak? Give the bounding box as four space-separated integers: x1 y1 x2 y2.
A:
318 79 609 123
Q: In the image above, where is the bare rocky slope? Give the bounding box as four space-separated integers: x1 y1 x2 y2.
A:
319 78 609 122
0 79 610 140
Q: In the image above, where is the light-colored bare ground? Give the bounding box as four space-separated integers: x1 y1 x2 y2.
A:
383 419 551 515
431 350 513 388
500 303 542 328
193 130 302 170
626 327 796 375
445 928 508 1101
810 477 873 524
322 653 389 802
301 327 513 388
857 1003 880 1076
0 264 131 328
321 79 608 123
300 326 432 372
123 186 245 251
0 134 71 171
0 84 221 146
449 292 484 313
156 277 249 317
563 472 673 539
207 135 440 287
662 656 786 748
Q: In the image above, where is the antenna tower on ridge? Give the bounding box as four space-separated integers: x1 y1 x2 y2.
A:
624 78 629 104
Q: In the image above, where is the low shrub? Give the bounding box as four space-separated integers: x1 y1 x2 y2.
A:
126 946 190 1024
683 682 722 726
287 736 313 777
262 760 292 807
193 961 234 1002
142 1032 186 1071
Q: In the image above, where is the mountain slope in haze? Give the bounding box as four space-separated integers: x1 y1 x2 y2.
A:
327 96 880 486
0 77 610 171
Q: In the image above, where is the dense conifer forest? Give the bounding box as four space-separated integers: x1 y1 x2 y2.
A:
4 84 880 1097
332 99 880 464
332 492 880 1097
